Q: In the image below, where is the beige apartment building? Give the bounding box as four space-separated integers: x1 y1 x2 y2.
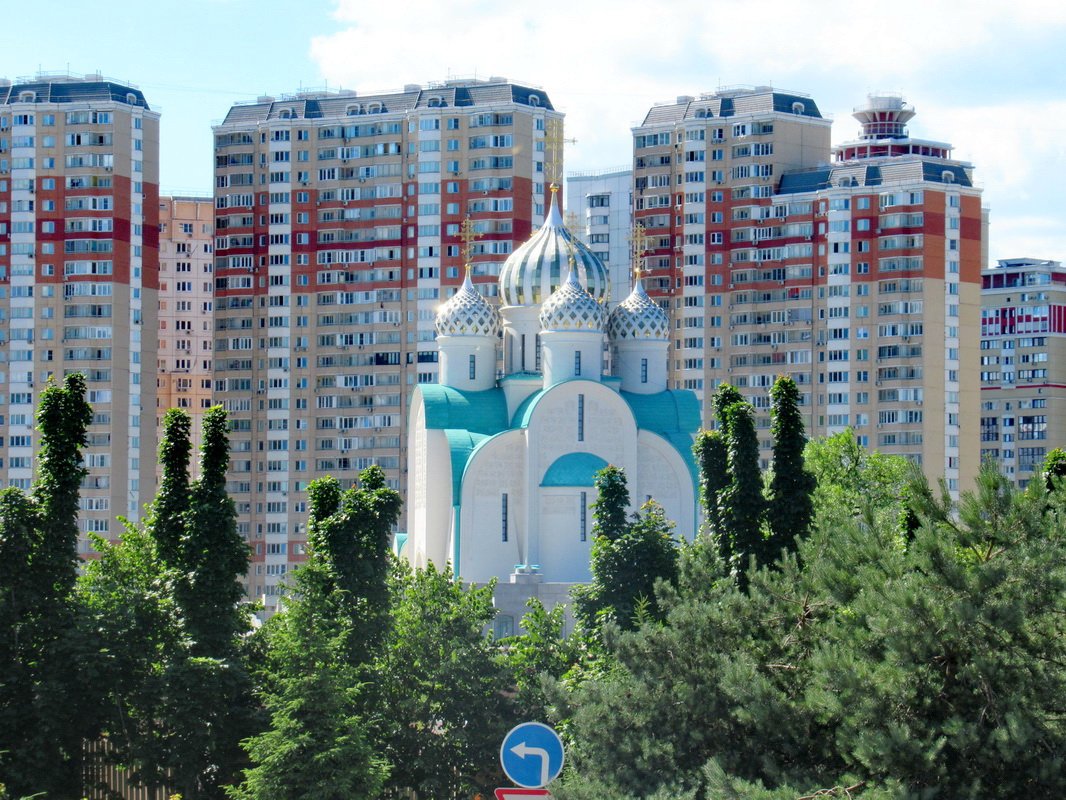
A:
632 89 984 493
0 73 159 549
156 196 214 477
981 258 1066 488
212 79 561 608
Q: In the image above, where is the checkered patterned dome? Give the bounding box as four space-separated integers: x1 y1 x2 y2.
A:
498 191 608 307
539 268 605 332
606 279 669 341
435 271 501 337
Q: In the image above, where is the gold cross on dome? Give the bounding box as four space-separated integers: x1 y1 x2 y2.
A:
630 222 649 279
544 118 575 188
459 215 482 273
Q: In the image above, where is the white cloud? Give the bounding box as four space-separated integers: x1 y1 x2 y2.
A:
309 0 1066 259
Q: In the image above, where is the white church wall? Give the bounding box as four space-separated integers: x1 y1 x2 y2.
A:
537 487 595 582
635 431 699 542
458 430 528 582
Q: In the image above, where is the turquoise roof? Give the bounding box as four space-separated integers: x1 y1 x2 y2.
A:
541 452 609 487
420 385 511 504
621 389 702 483
420 384 509 434
419 381 700 505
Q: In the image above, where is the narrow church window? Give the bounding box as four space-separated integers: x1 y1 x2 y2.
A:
574 350 582 377
469 354 476 380
520 334 526 371
577 394 585 441
641 358 648 383
501 493 509 542
580 491 588 541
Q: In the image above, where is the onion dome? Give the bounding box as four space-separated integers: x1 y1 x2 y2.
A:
606 278 669 340
499 189 609 306
539 267 605 332
434 269 501 337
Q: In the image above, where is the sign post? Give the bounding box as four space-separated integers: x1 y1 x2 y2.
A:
498 721 565 795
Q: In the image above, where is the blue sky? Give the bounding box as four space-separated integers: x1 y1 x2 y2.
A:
8 0 1065 262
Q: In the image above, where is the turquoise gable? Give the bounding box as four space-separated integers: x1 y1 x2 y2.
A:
541 452 610 487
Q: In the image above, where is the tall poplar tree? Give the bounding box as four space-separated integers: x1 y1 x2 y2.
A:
693 430 729 542
0 374 95 798
718 401 766 573
766 375 816 555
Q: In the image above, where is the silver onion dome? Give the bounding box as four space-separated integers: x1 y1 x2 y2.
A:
498 190 608 307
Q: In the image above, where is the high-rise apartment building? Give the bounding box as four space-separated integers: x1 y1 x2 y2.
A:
632 89 983 493
566 168 632 306
980 258 1066 487
157 195 214 477
212 79 560 608
0 73 159 549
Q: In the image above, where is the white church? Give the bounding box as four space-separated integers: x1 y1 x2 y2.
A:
405 191 701 633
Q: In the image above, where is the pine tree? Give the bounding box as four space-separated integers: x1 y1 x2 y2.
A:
766 375 815 556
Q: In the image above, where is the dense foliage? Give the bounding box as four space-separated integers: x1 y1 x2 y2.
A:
4 379 1066 800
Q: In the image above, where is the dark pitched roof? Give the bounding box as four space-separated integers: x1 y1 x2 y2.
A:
640 90 823 126
221 81 552 125
777 168 833 194
0 80 149 109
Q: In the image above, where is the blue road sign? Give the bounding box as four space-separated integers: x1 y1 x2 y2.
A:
500 722 565 788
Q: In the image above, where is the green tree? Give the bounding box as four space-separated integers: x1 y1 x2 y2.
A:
306 466 403 658
589 464 629 542
376 562 517 799
693 430 729 540
575 468 680 631
803 430 909 531
765 375 815 554
502 599 578 721
0 374 96 799
231 467 402 800
711 383 744 432
717 401 766 572
1041 446 1066 493
180 405 249 657
80 518 183 798
554 456 1066 799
